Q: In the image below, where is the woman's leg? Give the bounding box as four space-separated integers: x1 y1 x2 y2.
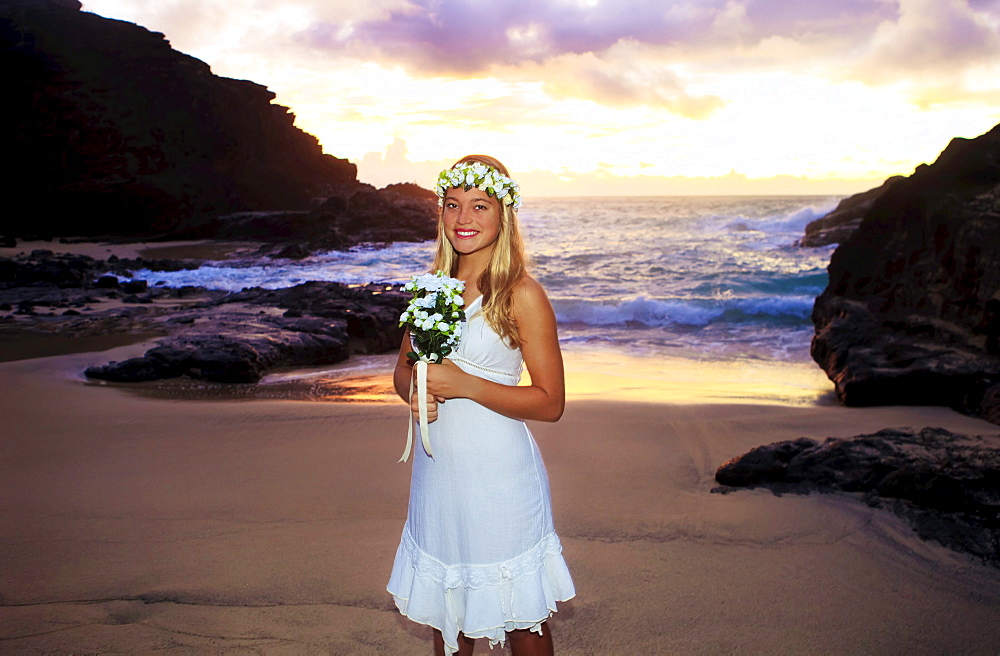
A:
507 625 554 656
432 629 476 655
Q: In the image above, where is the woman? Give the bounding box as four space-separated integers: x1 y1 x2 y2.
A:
388 155 575 655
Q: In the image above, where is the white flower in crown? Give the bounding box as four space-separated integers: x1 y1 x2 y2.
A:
436 163 522 210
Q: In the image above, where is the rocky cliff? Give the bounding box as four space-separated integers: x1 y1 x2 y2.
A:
1 0 434 245
797 176 903 247
811 123 1000 424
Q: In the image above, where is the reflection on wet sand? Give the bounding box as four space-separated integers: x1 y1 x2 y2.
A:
88 345 837 408
89 372 398 403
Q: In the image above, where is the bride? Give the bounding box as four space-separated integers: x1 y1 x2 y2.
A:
388 154 575 655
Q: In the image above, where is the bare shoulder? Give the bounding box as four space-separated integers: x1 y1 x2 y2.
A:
511 275 557 335
512 275 552 308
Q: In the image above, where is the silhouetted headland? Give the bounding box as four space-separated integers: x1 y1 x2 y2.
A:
802 123 1000 426
795 176 903 247
1 0 436 250
1 0 433 377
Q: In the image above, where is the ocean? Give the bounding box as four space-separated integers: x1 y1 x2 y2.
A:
137 196 840 369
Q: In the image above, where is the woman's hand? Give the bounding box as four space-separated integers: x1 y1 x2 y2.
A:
406 359 476 424
409 386 439 423
424 358 476 401
408 360 464 424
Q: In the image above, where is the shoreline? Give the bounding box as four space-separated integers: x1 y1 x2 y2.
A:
1 237 832 406
1 325 836 407
0 238 259 262
2 346 999 653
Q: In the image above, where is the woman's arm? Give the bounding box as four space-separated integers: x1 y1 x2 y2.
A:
424 277 565 422
393 329 442 422
393 329 415 403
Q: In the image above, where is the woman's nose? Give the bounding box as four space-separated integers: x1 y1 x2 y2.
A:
456 207 472 223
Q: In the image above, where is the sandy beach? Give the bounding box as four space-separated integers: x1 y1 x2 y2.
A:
2 336 999 655
8 1 1000 651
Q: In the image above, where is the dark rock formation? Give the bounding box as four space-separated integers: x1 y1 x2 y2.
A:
797 176 903 247
177 183 438 253
0 250 406 381
83 282 406 383
715 427 1000 566
84 313 351 383
811 123 1000 424
1 0 436 248
0 250 198 291
381 182 439 202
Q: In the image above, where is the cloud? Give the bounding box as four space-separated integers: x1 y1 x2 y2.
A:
858 0 1000 83
88 0 1000 117
297 0 986 114
531 47 725 119
82 0 232 50
303 0 716 73
359 138 452 188
356 138 887 195
302 0 906 72
299 0 748 115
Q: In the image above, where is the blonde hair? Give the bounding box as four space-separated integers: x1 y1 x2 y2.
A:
432 154 528 348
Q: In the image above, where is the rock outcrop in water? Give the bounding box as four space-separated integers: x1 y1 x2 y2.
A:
811 123 1000 424
714 427 1000 567
0 0 436 247
83 282 406 384
796 176 903 247
175 183 439 255
0 250 406 382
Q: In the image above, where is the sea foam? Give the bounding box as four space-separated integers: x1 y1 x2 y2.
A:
137 195 841 362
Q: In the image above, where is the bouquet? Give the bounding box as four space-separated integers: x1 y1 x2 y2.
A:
400 271 466 363
398 271 466 461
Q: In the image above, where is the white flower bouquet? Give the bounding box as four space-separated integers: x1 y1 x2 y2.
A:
398 271 466 461
399 271 466 364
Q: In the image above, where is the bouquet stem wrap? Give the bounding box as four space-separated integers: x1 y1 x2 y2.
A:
400 358 432 463
397 272 466 462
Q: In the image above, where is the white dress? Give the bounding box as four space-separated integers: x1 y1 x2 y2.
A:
387 296 575 654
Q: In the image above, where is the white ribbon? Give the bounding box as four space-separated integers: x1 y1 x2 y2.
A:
399 359 434 462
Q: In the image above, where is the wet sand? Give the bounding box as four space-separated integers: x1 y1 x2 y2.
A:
2 341 999 654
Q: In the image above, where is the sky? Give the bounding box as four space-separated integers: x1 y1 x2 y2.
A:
81 0 1000 196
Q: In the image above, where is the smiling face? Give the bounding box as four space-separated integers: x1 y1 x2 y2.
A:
441 185 502 260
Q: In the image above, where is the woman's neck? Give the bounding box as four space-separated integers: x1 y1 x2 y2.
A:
455 249 490 280
455 253 489 301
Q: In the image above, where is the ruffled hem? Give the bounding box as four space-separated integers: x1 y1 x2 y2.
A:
386 526 575 655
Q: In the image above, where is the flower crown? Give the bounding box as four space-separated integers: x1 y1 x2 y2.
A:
436 163 522 211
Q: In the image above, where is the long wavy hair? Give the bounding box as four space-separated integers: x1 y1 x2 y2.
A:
432 154 528 348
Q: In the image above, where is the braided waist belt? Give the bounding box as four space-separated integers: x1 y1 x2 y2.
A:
448 355 521 383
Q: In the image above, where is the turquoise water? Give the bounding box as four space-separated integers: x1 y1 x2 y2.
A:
137 195 840 363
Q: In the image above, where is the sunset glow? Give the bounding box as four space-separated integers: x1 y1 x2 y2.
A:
81 0 1000 195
